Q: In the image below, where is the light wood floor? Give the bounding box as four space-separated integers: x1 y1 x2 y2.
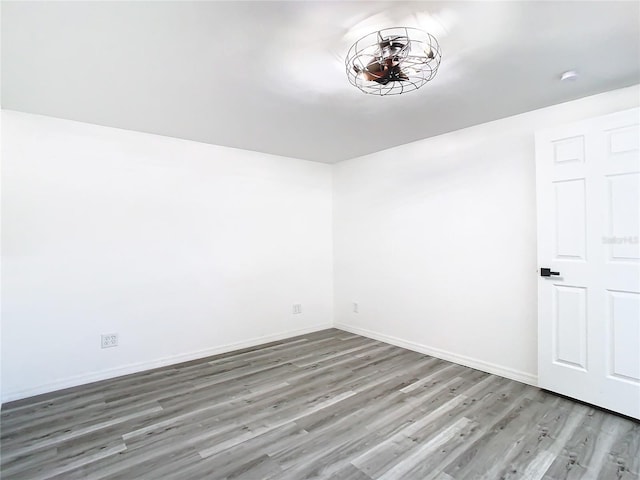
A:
1 329 639 479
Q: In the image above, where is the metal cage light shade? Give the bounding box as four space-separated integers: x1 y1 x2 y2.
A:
345 27 442 96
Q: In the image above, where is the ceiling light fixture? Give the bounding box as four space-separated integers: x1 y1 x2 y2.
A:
345 27 442 96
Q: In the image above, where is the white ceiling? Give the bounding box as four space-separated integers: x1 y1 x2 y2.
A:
2 1 639 163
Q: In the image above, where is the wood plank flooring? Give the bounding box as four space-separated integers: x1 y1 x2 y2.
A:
1 328 638 479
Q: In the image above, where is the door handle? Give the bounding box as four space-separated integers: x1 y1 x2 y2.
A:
540 267 560 277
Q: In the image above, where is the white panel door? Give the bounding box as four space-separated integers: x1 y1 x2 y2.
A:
536 108 640 419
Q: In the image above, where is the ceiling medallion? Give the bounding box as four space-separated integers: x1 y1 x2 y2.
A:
346 27 442 96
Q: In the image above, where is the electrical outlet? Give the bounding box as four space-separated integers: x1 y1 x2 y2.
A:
353 302 359 313
292 304 302 314
101 333 118 348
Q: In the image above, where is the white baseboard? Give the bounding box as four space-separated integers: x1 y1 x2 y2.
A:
335 323 538 387
2 323 332 404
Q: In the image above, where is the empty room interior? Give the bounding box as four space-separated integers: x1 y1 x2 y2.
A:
1 1 640 479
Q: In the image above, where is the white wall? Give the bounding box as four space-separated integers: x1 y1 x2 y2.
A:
3 85 639 403
1 111 333 402
333 85 640 385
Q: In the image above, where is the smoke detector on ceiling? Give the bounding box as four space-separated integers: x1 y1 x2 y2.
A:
345 27 442 96
560 70 579 81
